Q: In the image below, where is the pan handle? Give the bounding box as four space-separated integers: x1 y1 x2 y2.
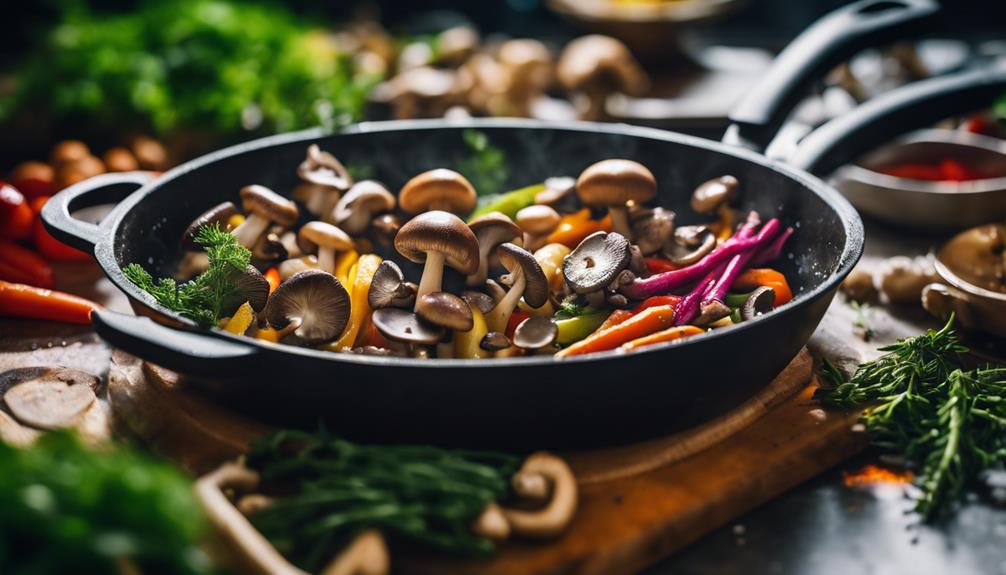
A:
724 0 940 152
41 171 155 253
92 309 262 377
789 64 1006 175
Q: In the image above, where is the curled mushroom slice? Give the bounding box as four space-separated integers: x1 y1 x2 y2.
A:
741 286 776 321
182 201 238 250
466 212 522 287
395 210 480 305
332 180 396 235
502 452 578 539
691 175 739 214
480 331 511 352
232 185 299 248
512 316 558 350
371 307 444 346
416 292 474 332
399 169 478 216
562 231 631 294
472 503 511 541
485 243 549 333
664 225 715 266
576 159 656 240
630 207 675 256
5 378 96 430
295 144 352 216
368 260 416 310
265 270 350 346
534 176 578 213
298 221 355 274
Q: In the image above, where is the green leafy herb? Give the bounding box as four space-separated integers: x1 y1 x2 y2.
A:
0 431 212 574
819 317 1006 519
123 223 250 326
245 428 520 572
850 300 875 342
555 295 587 319
457 129 507 196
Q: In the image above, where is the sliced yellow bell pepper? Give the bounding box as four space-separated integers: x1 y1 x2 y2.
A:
255 327 280 342
223 302 255 335
328 254 381 350
334 249 359 286
454 304 490 359
226 213 245 230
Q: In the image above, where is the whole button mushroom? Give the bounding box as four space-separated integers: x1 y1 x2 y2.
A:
576 159 656 241
371 307 445 349
231 185 299 249
466 212 522 287
512 316 558 351
485 243 549 332
265 270 351 346
416 292 474 332
297 221 354 275
399 169 477 216
294 144 353 218
557 35 649 121
562 231 632 295
331 180 395 235
534 176 579 213
395 210 480 305
501 452 578 538
516 205 561 253
480 331 511 352
691 175 739 214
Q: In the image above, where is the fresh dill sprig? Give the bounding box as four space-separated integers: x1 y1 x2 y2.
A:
818 316 1006 519
457 129 507 196
123 223 250 327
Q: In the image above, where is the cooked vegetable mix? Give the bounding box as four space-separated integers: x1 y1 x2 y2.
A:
125 131 795 358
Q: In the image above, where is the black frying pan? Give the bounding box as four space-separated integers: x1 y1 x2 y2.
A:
42 0 935 447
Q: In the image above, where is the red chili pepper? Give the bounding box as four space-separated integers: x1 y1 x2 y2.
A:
506 310 531 339
631 295 682 315
0 182 34 240
0 240 54 288
645 257 680 275
28 196 92 262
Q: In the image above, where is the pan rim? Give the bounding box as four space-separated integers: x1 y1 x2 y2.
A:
96 117 864 369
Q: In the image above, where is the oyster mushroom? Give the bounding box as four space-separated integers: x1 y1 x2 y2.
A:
664 225 716 266
485 243 548 332
557 35 648 121
265 270 350 345
502 452 578 539
516 205 561 253
534 176 579 213
466 212 522 287
399 168 478 216
395 210 480 304
226 264 271 313
576 159 656 240
294 144 352 217
512 316 558 351
331 180 395 235
368 260 417 310
562 231 631 295
231 185 299 249
630 206 675 256
298 221 354 274
416 292 474 332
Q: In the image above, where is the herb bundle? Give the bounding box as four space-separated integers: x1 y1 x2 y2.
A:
245 429 520 572
458 129 508 196
123 223 250 327
820 317 1006 519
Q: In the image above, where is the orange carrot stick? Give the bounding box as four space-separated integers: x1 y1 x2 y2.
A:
596 309 634 331
619 325 703 352
0 280 100 324
733 268 793 306
555 305 677 358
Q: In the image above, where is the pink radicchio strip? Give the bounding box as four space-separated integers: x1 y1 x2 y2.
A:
750 226 793 266
696 219 784 323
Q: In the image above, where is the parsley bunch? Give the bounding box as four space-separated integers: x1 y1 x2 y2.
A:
820 317 1006 519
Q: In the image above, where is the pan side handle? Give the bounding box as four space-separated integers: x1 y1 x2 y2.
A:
789 65 1006 176
724 0 940 152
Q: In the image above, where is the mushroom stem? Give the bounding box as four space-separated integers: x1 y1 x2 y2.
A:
317 247 337 275
467 247 493 287
502 452 578 539
416 251 446 304
307 188 336 216
608 206 631 240
231 213 271 248
486 271 525 333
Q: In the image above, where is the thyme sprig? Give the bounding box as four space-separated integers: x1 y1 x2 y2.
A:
819 317 1006 519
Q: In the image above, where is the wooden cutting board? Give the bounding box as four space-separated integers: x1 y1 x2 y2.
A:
106 347 867 575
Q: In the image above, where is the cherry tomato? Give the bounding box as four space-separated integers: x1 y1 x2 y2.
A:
0 182 34 240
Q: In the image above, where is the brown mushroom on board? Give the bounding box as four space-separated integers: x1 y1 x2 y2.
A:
664 225 716 266
516 205 561 253
294 144 353 217
466 212 523 287
5 378 96 431
416 292 474 332
878 255 938 304
841 268 878 303
498 38 552 117
50 140 90 166
576 159 656 240
472 503 511 541
298 221 354 274
630 207 675 256
485 243 549 333
131 135 169 170
534 176 579 213
395 210 480 305
231 185 299 249
331 180 395 235
368 260 417 310
562 231 632 295
55 155 106 189
265 270 351 346
0 410 41 447
502 452 578 539
103 147 139 172
557 35 648 121
399 169 478 216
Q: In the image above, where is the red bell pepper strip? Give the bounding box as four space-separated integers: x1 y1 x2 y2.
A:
506 310 531 339
644 257 680 275
0 280 99 324
0 240 54 288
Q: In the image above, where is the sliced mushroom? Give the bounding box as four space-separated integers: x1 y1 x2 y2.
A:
298 221 354 274
395 210 480 305
416 292 474 331
462 290 496 315
512 316 558 350
399 169 478 215
0 410 40 447
630 207 675 256
231 185 299 248
5 378 96 430
576 159 656 240
485 243 549 332
466 212 522 287
741 286 776 321
664 225 715 266
557 35 648 121
294 144 352 217
265 270 350 345
562 231 631 294
331 180 395 235
691 175 739 214
502 452 578 539
182 202 239 250
534 176 579 213
516 205 561 253
472 503 510 541
368 260 416 310
278 255 319 281
371 307 444 346
480 331 511 352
